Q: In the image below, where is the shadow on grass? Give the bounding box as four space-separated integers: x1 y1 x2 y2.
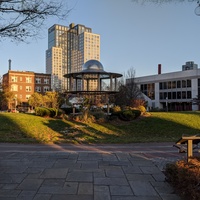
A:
1 112 200 144
42 118 122 144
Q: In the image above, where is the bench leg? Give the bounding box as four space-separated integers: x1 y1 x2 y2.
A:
187 139 193 162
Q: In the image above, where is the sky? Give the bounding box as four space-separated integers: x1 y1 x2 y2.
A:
0 0 200 78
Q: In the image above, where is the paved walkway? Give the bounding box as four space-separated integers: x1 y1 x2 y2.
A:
0 143 185 200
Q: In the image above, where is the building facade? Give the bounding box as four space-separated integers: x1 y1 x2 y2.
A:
46 23 100 92
132 61 200 111
2 70 51 110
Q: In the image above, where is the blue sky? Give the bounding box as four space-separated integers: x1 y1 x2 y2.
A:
0 0 200 77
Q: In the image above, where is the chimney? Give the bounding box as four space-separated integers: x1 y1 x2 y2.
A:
158 64 161 74
8 59 11 70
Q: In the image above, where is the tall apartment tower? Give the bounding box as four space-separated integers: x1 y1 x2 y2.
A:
46 24 68 92
46 23 100 92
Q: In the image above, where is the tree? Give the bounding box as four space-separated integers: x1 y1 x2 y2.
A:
28 92 43 108
0 0 70 42
0 85 15 110
44 91 61 109
131 0 196 4
131 0 200 16
114 67 143 107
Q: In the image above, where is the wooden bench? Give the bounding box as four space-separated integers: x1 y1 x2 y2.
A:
174 135 200 162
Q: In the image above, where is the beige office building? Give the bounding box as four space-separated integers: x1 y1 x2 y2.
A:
46 23 100 92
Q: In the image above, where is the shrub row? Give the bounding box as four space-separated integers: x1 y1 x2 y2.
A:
35 107 57 117
111 109 141 121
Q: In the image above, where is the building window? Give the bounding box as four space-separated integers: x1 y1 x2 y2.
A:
172 92 176 99
36 87 41 92
44 86 50 92
20 86 22 90
26 77 32 83
11 84 18 91
168 92 172 99
172 81 176 88
187 80 191 87
20 77 22 81
177 80 181 88
160 92 163 100
36 78 41 84
163 82 167 89
164 92 167 99
182 91 186 99
159 82 163 90
168 82 171 89
182 80 186 88
26 86 31 92
177 91 181 99
187 91 192 99
11 76 17 82
26 95 31 100
44 78 49 84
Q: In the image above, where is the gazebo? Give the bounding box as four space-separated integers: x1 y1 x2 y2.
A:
64 59 122 111
64 60 122 93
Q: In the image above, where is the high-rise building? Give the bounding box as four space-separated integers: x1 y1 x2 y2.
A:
46 23 100 92
46 24 68 92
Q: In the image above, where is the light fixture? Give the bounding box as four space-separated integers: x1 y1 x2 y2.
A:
195 1 200 16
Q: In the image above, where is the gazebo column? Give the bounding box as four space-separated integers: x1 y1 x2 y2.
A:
75 78 78 91
70 76 73 91
97 74 100 91
100 79 102 91
87 79 89 91
82 74 84 91
110 74 113 91
114 77 117 91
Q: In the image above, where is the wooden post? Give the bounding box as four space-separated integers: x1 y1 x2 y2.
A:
187 139 193 162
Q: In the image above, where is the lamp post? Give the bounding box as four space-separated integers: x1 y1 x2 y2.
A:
166 97 168 112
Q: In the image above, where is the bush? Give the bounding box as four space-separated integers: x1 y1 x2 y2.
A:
35 107 57 117
119 110 135 121
110 108 141 121
137 105 146 113
132 109 141 118
91 111 105 120
165 157 200 200
111 106 121 113
35 107 50 117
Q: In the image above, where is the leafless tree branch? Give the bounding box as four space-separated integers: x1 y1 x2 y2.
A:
0 0 71 42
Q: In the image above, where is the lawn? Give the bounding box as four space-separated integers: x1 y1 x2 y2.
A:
0 111 200 144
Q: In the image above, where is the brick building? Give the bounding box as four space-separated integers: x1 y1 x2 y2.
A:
2 70 51 111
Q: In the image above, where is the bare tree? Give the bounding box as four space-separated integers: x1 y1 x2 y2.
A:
115 67 143 107
0 0 70 42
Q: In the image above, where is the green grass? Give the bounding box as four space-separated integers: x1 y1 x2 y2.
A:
0 111 200 144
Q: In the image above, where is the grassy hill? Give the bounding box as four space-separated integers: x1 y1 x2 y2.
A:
0 111 200 144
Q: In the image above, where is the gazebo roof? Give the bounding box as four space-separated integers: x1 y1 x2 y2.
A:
64 60 122 79
82 60 105 73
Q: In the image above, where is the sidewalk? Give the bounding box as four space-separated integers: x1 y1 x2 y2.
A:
0 143 183 200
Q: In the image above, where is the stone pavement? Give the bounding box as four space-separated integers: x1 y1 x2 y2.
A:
0 143 184 200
